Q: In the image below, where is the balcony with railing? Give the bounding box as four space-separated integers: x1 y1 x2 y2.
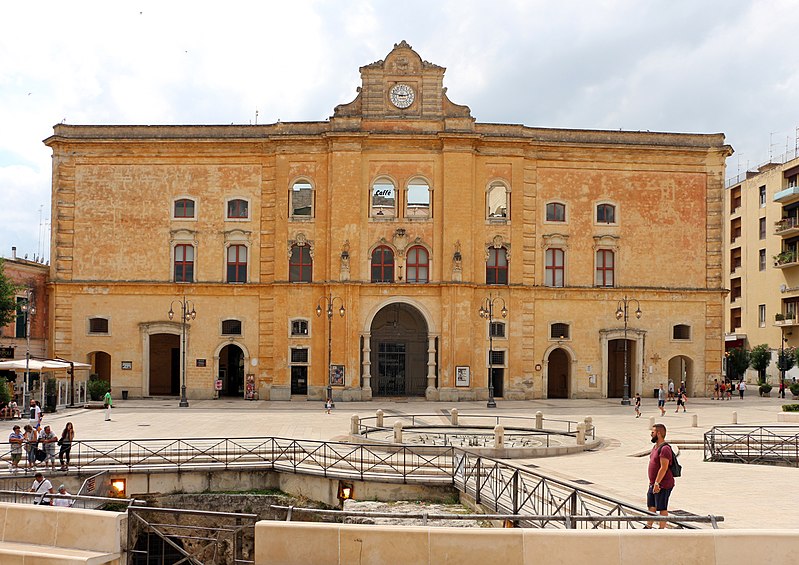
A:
775 217 799 237
774 249 799 269
774 185 799 205
775 313 799 327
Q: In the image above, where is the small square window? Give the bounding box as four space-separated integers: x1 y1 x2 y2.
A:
291 320 309 336
89 318 109 334
489 350 505 365
672 324 691 340
290 348 309 364
227 199 249 219
221 319 242 336
489 322 505 338
174 199 195 219
550 323 570 340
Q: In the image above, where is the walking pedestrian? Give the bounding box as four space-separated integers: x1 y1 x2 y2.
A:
58 422 74 471
738 380 746 400
29 472 53 505
667 380 675 402
645 424 676 529
8 424 23 474
713 379 720 400
779 381 786 399
719 381 726 401
325 398 333 415
28 400 40 431
725 380 732 400
634 393 641 418
657 384 666 416
675 392 687 413
103 389 113 421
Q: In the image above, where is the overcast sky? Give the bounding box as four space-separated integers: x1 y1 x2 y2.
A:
2 0 798 261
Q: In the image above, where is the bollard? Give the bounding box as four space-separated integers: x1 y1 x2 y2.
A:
393 421 403 443
691 414 698 428
450 408 459 426
576 423 586 446
584 417 593 435
376 409 384 428
649 416 655 429
732 411 738 424
350 414 360 435
494 425 505 448
535 411 543 429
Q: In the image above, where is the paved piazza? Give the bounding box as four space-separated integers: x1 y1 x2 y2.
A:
23 395 798 529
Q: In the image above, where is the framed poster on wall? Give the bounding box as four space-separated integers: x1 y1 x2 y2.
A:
455 366 470 387
330 365 345 386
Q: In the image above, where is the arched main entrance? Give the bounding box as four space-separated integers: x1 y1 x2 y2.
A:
219 344 244 397
608 338 636 398
547 348 570 399
149 333 180 395
370 302 428 397
88 351 111 385
668 355 693 394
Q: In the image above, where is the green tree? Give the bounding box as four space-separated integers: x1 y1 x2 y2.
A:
726 347 751 381
0 259 20 328
749 344 771 383
778 346 796 376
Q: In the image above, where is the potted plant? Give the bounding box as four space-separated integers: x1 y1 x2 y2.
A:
759 381 773 396
776 313 786 322
790 382 799 398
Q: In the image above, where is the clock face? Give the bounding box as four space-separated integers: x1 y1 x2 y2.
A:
389 84 415 109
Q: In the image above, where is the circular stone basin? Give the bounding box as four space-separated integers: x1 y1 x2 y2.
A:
364 426 566 449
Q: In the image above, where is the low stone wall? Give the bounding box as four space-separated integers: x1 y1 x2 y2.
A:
254 522 799 565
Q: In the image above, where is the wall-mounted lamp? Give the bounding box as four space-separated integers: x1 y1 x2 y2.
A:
337 480 354 502
111 478 127 497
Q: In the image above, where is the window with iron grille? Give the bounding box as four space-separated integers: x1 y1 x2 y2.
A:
221 319 242 335
550 323 570 340
89 317 109 334
672 324 691 340
489 322 505 338
489 350 505 365
291 319 309 336
290 348 309 363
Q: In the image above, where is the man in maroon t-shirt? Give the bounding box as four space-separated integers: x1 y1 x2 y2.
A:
646 423 675 529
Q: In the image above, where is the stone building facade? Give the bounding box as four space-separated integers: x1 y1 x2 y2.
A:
45 42 731 401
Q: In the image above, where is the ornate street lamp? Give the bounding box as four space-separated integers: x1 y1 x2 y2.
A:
316 292 346 405
20 289 35 412
168 296 196 408
615 296 642 406
479 294 508 409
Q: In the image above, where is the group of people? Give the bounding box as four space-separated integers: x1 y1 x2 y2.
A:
635 381 689 418
7 405 75 474
29 472 73 506
713 378 746 400
0 400 20 419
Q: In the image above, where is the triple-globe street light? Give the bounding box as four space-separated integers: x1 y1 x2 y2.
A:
168 297 196 408
615 296 642 406
316 293 346 405
479 295 507 409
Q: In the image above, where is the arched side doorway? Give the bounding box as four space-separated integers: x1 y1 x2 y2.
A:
370 302 428 397
88 351 111 385
219 344 245 397
149 333 180 395
607 338 636 398
547 348 570 399
668 355 693 394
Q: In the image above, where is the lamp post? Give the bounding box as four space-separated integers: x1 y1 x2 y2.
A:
479 294 507 409
168 296 196 408
615 296 642 406
316 292 345 405
20 289 35 412
780 328 788 397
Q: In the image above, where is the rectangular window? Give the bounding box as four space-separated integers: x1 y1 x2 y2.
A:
759 249 766 271
221 319 242 335
174 244 195 283
595 249 615 287
227 199 249 219
227 245 247 283
489 322 505 338
672 324 691 340
550 323 570 339
291 320 309 336
759 186 766 207
759 304 766 328
290 347 309 364
174 199 195 218
545 248 564 287
489 350 505 365
546 202 565 222
759 217 766 240
15 297 26 338
88 318 109 334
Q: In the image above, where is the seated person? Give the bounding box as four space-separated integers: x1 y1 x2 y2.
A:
0 402 7 419
8 401 19 418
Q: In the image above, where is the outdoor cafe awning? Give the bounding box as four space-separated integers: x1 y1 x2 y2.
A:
0 358 91 371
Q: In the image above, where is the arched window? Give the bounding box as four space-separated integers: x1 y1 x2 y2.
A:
173 198 195 219
226 245 247 283
406 179 430 219
545 248 565 287
290 181 314 218
596 203 616 224
487 181 509 219
174 244 194 283
289 244 312 282
595 249 615 287
545 202 565 222
371 246 395 282
406 245 429 283
227 199 249 219
371 179 396 218
486 246 508 285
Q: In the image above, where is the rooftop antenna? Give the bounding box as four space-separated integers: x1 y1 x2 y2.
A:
255 109 259 125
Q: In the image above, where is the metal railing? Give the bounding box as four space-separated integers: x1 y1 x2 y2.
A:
358 413 592 437
704 425 799 466
127 506 256 565
0 489 140 509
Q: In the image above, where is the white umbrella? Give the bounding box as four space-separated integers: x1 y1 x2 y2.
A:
0 358 91 371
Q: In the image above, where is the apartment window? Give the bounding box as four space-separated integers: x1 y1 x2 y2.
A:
595 249 615 287
730 307 742 332
174 244 194 283
221 319 242 336
15 297 26 338
406 245 429 283
227 199 249 219
789 174 798 188
487 181 509 219
545 248 565 287
730 277 742 301
88 317 109 335
371 178 396 218
759 249 766 271
758 305 766 328
545 202 566 222
290 181 314 218
489 321 506 338
291 319 309 336
672 324 691 340
486 247 509 285
550 322 570 340
759 217 766 240
289 244 312 283
226 245 247 283
759 186 767 207
371 246 395 283
596 203 616 224
406 179 431 219
290 347 309 363
174 198 195 219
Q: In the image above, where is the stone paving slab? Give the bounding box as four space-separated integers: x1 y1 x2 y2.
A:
15 394 799 529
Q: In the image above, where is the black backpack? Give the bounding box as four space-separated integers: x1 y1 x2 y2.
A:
658 443 682 478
